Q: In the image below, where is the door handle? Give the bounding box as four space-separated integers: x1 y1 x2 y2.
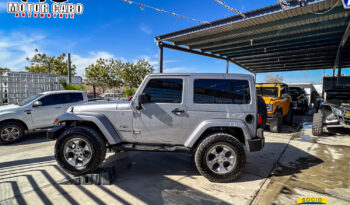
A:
172 108 185 115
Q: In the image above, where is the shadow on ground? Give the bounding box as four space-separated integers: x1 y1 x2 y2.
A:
0 141 324 205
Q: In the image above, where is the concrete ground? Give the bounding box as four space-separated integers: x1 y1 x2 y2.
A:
0 116 349 205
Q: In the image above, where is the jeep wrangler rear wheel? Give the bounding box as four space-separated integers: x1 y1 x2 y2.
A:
312 112 323 136
55 126 106 176
195 133 246 183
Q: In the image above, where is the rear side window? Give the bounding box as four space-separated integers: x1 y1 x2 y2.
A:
194 79 250 104
143 79 183 103
59 93 84 104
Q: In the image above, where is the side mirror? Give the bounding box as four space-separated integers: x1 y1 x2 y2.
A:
33 101 43 107
136 93 150 110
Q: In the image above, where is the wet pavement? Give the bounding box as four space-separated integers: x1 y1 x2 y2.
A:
0 115 349 204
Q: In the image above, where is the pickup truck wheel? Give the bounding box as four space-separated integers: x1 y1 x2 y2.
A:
55 126 106 176
0 122 25 145
270 112 282 133
195 133 246 183
312 112 324 136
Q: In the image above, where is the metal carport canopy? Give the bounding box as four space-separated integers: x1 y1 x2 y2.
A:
155 0 350 74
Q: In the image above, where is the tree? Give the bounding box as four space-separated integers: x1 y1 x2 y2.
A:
117 59 154 88
0 67 10 72
85 58 123 92
25 49 77 75
265 74 283 83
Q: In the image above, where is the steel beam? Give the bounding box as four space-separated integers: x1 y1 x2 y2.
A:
214 34 342 56
159 42 253 73
232 45 338 60
202 23 347 52
158 42 163 73
226 41 340 58
334 21 350 84
176 7 346 46
242 56 335 67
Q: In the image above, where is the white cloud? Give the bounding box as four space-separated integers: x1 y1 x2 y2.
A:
140 24 152 34
0 32 45 70
71 51 116 77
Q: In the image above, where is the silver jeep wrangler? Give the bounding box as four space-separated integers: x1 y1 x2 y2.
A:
49 73 265 182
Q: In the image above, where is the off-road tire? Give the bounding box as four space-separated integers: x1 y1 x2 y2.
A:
284 106 293 125
312 112 323 136
0 122 25 145
270 111 282 133
55 126 106 176
194 133 246 183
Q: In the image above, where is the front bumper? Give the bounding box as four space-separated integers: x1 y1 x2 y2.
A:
47 125 65 140
247 128 265 152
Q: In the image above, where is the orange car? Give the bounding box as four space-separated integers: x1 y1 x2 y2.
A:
256 83 293 133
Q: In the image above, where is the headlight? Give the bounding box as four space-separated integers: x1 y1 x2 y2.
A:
345 112 350 118
332 107 342 116
266 104 273 112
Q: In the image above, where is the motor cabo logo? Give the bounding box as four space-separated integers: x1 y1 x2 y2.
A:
7 0 84 18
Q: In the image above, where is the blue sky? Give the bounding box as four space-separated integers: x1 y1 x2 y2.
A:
0 0 348 83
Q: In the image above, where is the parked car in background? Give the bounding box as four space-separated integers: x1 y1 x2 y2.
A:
49 73 266 183
0 91 88 144
289 87 309 113
312 76 350 136
100 92 123 101
256 83 293 133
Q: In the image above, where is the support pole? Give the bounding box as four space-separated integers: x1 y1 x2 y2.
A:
226 60 229 73
67 53 72 83
158 42 163 73
48 62 51 74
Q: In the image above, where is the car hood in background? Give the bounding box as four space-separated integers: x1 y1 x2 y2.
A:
0 104 20 113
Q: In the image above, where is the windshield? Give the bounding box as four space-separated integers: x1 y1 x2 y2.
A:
18 94 43 106
256 87 279 98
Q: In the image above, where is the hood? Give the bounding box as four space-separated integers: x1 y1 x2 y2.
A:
72 100 131 113
262 96 279 104
0 104 20 113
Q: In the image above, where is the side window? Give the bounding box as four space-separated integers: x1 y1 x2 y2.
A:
40 95 54 106
40 94 64 106
59 93 84 104
194 79 250 104
143 78 183 103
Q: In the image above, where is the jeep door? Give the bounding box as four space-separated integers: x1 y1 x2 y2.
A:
133 76 189 145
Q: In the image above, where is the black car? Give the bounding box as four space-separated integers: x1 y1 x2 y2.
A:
312 77 350 136
289 87 308 113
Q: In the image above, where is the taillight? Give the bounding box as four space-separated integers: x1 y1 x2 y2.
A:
258 115 263 125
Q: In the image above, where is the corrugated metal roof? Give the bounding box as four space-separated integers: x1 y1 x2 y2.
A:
156 0 350 73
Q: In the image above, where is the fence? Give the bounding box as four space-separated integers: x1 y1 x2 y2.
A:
0 71 82 105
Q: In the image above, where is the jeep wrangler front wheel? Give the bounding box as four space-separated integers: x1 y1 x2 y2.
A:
195 133 246 183
55 126 106 176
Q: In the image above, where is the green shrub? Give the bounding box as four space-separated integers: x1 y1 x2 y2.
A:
125 88 136 97
60 80 85 90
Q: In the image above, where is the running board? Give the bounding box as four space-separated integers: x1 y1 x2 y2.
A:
110 143 191 153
